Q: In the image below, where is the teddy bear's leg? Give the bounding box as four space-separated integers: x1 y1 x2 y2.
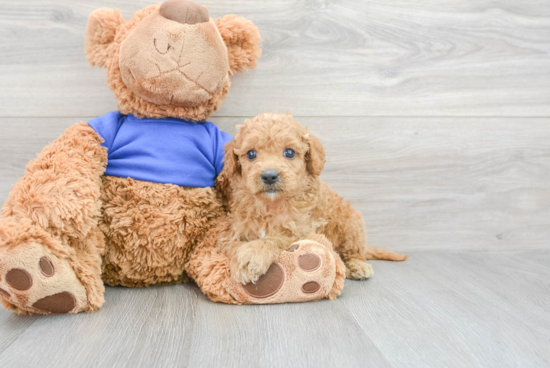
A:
0 219 105 315
187 230 345 304
0 123 107 314
98 177 225 288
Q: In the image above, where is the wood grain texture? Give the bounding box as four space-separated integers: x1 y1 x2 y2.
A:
0 251 549 368
0 116 548 252
0 0 550 117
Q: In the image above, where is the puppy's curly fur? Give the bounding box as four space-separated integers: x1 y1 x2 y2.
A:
216 113 407 285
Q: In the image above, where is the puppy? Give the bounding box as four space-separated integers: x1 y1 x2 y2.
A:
215 113 407 285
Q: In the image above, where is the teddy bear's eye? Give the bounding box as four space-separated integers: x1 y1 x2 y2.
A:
153 38 172 55
284 149 295 159
247 150 257 160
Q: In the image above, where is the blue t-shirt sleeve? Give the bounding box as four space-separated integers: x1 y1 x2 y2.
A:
87 111 124 151
205 122 233 176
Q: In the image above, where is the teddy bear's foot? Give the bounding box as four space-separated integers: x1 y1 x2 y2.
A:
0 241 89 315
227 234 345 304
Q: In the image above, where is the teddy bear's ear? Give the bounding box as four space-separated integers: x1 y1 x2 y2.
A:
85 8 125 68
215 15 262 74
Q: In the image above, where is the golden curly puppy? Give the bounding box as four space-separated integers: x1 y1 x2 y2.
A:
217 112 407 285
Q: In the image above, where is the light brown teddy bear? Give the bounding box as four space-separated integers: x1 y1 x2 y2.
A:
0 0 263 315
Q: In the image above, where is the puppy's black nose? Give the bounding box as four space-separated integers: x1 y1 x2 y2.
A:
261 170 280 185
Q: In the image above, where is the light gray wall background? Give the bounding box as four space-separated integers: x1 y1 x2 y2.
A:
0 1 549 367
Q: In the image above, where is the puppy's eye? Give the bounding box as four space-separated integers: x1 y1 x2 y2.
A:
247 150 257 160
284 149 295 159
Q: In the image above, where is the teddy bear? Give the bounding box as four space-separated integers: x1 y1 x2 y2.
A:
0 0 263 315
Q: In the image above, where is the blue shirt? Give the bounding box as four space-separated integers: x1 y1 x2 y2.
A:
87 112 232 188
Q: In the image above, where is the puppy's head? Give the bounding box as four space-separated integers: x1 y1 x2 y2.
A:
221 113 325 202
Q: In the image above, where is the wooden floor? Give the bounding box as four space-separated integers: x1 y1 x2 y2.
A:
1 0 549 367
0 251 549 368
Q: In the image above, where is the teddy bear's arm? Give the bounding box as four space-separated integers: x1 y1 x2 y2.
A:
1 122 107 241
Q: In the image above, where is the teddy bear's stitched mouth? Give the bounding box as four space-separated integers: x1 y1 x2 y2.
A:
176 69 217 95
138 67 218 97
126 65 228 107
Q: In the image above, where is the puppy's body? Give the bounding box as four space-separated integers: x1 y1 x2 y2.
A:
217 113 406 284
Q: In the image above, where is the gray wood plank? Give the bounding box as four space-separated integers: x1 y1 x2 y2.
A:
186 294 392 368
0 251 548 367
0 116 548 252
343 250 550 367
0 286 199 368
1 0 550 117
311 116 550 252
0 311 38 353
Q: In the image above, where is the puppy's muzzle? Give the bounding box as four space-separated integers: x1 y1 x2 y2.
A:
261 170 280 185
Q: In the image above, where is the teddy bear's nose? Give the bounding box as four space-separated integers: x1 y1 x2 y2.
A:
159 0 209 25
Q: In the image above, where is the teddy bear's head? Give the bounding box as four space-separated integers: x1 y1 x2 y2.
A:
85 0 261 121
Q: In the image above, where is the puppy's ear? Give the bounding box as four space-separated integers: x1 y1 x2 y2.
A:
215 15 261 74
222 139 241 177
305 133 326 176
215 139 240 202
85 8 125 68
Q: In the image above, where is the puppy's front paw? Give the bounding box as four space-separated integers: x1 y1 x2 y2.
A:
345 258 374 280
232 243 275 285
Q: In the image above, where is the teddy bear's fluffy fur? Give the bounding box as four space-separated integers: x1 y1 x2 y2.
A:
187 113 406 304
0 2 261 315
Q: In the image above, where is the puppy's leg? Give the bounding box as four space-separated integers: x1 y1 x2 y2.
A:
331 211 407 279
323 186 407 280
230 236 291 284
326 201 400 279
344 258 373 280
325 203 373 280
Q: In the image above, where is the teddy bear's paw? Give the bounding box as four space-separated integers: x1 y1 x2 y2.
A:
236 236 342 304
0 242 88 315
345 258 374 280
